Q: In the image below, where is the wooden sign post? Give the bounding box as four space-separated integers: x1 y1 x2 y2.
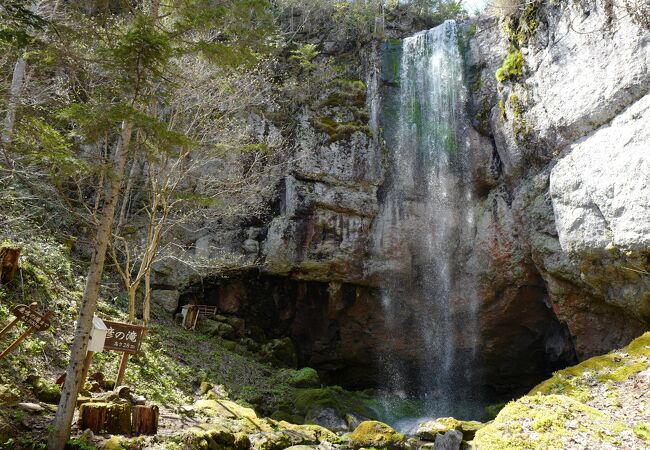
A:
102 320 145 386
0 303 53 359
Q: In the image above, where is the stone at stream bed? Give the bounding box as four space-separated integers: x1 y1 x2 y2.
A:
305 407 348 432
416 417 484 441
433 429 463 450
349 420 405 449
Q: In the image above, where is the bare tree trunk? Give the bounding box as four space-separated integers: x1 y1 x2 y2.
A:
143 266 152 327
2 56 27 145
127 284 137 322
48 121 133 450
116 156 140 235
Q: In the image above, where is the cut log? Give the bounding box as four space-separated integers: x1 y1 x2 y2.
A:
115 385 130 400
132 404 159 435
78 402 107 433
0 245 21 284
106 401 132 435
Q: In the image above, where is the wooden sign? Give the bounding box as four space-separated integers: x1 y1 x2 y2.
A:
13 304 52 331
0 303 53 359
102 320 145 354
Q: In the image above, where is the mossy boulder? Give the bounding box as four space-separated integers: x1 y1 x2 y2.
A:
287 367 320 388
416 417 484 441
475 332 650 449
245 325 267 344
25 375 61 404
194 399 257 420
223 316 245 338
249 431 295 450
102 436 124 450
183 425 250 450
276 421 341 444
249 423 338 450
349 420 405 449
292 386 378 422
530 331 650 402
474 394 633 449
197 319 236 339
261 338 297 368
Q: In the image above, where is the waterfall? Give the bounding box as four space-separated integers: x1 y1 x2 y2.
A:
373 20 480 423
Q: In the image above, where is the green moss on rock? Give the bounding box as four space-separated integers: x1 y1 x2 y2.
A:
194 399 258 420
496 48 523 82
292 386 378 421
102 435 125 450
531 332 650 400
26 376 61 404
477 333 650 449
350 420 405 449
416 417 484 441
474 394 628 449
287 368 320 388
314 117 372 142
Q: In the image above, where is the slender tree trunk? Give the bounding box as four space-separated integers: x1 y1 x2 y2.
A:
127 283 137 322
48 121 133 450
143 266 152 327
116 156 140 234
2 56 27 145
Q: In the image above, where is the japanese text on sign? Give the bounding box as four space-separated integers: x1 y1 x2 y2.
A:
102 320 145 353
13 305 51 331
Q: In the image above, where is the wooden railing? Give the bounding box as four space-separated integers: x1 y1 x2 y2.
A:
196 305 218 318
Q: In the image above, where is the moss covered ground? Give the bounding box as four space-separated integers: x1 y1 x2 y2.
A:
474 332 650 449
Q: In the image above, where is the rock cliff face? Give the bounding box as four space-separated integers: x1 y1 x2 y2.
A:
466 0 650 366
154 0 650 400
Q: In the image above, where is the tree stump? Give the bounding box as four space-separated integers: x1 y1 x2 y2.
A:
0 245 21 284
106 401 132 435
78 402 107 433
132 404 159 435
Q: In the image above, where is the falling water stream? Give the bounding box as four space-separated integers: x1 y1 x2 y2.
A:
373 20 481 429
